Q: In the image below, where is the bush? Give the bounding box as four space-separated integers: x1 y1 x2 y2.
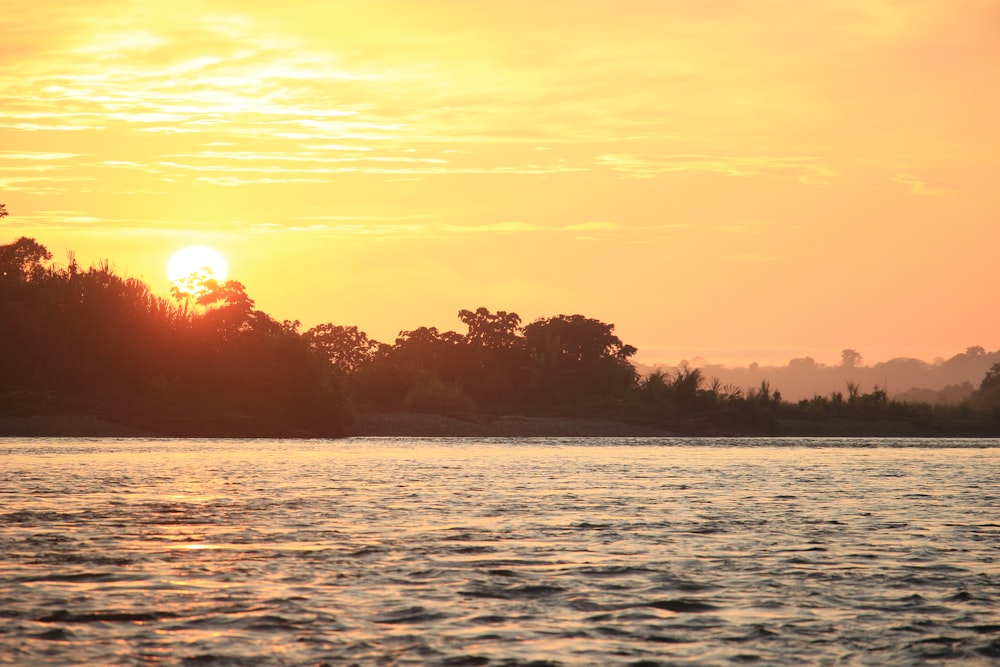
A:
402 377 476 416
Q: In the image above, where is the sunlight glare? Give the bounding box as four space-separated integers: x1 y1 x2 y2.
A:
167 245 228 285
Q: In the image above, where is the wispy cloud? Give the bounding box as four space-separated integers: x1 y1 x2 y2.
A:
565 222 619 232
1 0 996 367
0 151 87 161
893 173 951 196
595 153 836 183
245 217 637 241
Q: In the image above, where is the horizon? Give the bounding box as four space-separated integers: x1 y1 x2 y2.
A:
2 1 998 367
8 231 996 373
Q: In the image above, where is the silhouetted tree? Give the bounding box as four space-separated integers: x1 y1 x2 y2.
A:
0 238 354 435
457 307 528 407
393 326 466 374
633 366 705 414
522 314 637 405
841 349 862 369
969 363 1000 412
458 307 522 349
0 237 51 282
195 279 256 341
981 363 1000 391
352 326 467 410
305 324 380 374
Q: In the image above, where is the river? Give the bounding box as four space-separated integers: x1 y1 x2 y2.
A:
1 437 998 666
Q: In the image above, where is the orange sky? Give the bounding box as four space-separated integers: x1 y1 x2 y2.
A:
2 1 998 367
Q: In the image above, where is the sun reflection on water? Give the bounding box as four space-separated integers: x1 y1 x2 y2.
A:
1 438 998 665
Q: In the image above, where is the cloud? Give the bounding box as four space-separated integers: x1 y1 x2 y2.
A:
0 152 86 161
893 173 951 196
595 153 836 182
0 175 96 193
0 152 90 190
7 210 105 230
244 217 634 241
565 221 619 231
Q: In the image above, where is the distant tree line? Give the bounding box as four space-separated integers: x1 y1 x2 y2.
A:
661 347 1000 406
2 231 999 436
298 312 1000 435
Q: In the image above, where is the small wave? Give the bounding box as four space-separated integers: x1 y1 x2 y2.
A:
440 656 490 667
372 605 448 624
1 510 78 524
976 638 1000 658
348 544 389 557
461 583 566 600
646 598 719 613
967 624 1000 633
31 627 74 641
450 545 498 555
466 614 507 624
577 565 657 577
38 609 169 623
243 614 301 631
18 571 135 584
651 577 717 593
486 568 519 577
907 636 966 660
3 437 999 665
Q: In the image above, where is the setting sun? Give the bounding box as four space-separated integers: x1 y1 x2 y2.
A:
2 0 998 368
167 245 228 285
2 4 1000 662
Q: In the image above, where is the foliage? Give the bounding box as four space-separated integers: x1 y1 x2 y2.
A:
0 237 353 435
305 324 380 375
0 237 52 282
346 308 642 414
4 233 997 436
841 348 862 368
521 314 638 406
402 376 476 416
458 307 522 349
980 363 1000 392
967 363 1000 412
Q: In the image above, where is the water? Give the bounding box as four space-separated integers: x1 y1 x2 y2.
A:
1 437 999 666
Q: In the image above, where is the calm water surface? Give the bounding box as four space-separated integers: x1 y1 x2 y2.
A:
1 437 999 666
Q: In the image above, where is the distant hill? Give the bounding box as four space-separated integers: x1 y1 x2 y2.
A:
638 347 999 404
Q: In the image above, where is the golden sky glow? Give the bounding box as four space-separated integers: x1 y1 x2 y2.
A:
2 0 998 365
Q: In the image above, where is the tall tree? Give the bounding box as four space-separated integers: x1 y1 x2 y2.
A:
459 307 522 350
522 314 638 404
0 237 52 282
305 324 380 374
840 349 863 369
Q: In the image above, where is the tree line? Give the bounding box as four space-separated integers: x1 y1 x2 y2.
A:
660 347 1000 405
2 234 999 436
1 237 351 435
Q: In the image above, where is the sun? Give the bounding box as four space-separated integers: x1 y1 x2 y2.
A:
167 245 228 289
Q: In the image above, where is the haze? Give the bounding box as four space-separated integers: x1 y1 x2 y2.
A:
2 1 997 367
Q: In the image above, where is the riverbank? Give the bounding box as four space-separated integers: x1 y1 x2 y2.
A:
352 412 1000 438
0 414 162 437
351 412 679 437
2 410 998 439
0 412 679 438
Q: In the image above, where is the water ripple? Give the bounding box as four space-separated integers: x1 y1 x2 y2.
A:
0 437 998 665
